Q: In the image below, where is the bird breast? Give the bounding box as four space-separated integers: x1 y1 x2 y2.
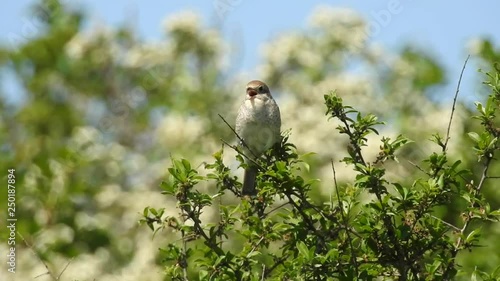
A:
243 97 270 119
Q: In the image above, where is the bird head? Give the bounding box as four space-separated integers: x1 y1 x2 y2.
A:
246 80 272 101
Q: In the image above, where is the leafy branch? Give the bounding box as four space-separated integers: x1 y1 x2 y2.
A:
140 67 500 280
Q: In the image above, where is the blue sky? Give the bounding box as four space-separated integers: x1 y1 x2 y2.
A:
1 0 500 103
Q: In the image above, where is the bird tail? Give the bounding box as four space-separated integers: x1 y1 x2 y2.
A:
242 166 258 196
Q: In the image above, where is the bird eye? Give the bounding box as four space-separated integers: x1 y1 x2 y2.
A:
258 85 264 92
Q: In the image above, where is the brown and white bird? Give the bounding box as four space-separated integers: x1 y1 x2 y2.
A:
236 80 281 195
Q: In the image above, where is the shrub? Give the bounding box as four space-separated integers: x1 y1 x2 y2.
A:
142 68 500 280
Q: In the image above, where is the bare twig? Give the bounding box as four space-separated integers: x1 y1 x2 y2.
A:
181 216 188 280
331 160 359 277
56 258 74 280
169 233 199 243
262 202 290 217
444 55 470 151
249 237 265 257
220 138 263 169
218 181 224 250
20 232 74 280
407 160 430 176
19 232 56 280
264 254 290 277
218 114 258 158
429 215 461 231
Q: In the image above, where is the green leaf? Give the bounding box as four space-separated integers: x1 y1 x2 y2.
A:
475 101 484 114
199 270 208 279
489 209 500 217
462 193 471 203
297 241 310 260
160 180 175 194
492 265 500 277
427 260 441 275
465 228 481 244
246 250 261 258
471 269 478 281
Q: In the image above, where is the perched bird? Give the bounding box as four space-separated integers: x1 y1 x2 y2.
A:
236 80 281 195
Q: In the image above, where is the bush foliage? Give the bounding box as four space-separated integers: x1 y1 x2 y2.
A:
142 69 500 280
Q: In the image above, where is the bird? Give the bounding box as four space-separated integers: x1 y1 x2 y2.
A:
236 80 281 195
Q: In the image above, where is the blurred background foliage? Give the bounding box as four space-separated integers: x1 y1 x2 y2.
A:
0 0 499 279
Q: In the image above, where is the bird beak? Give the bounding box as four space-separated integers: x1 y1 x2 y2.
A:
247 88 258 97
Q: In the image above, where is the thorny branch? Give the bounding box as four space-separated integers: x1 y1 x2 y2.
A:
443 156 492 278
331 160 359 277
20 232 73 280
444 55 470 152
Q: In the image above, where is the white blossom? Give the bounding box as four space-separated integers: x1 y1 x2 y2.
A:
155 113 205 150
162 10 200 35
